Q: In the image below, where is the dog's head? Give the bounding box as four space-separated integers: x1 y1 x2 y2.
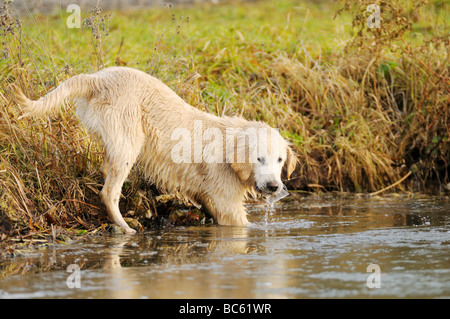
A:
228 126 297 195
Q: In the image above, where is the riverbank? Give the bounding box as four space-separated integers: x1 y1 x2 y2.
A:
0 0 448 238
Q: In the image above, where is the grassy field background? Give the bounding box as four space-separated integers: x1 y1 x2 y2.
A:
0 0 448 237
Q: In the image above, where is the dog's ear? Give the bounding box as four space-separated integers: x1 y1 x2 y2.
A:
230 162 253 181
227 130 255 181
285 146 298 180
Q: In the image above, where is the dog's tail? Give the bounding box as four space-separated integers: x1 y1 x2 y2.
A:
12 74 97 119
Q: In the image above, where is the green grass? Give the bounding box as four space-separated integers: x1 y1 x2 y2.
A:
0 0 448 238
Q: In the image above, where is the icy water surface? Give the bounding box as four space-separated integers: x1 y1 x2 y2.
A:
1 194 449 298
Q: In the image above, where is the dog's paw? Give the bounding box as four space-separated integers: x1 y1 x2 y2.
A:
125 227 137 234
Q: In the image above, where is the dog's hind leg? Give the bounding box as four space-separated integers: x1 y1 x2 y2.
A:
100 141 143 234
100 151 109 179
101 156 137 233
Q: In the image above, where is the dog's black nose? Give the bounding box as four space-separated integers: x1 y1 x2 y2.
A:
266 181 279 192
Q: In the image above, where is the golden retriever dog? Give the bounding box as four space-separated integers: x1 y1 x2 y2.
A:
13 67 297 233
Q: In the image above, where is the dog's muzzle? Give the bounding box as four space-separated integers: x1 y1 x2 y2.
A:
264 184 289 205
255 181 281 194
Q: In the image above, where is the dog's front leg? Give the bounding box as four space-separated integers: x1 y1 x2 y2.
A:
203 195 248 227
216 203 249 227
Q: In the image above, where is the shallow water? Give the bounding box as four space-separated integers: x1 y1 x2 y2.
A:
1 194 449 299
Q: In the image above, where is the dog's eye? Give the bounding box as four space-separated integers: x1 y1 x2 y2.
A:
278 157 283 163
257 157 265 164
